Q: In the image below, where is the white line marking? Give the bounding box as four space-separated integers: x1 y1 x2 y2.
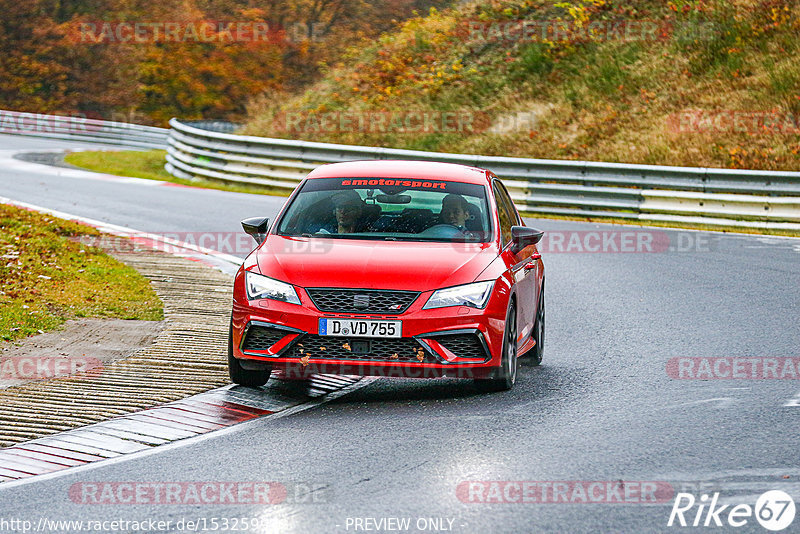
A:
783 393 800 407
0 149 169 187
663 397 736 409
0 378 374 489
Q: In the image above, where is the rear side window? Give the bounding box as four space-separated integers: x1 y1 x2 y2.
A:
492 181 516 246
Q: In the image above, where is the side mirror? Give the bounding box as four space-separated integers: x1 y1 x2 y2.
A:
511 226 543 254
242 217 270 245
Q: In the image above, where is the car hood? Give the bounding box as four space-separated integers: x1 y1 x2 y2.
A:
256 236 498 291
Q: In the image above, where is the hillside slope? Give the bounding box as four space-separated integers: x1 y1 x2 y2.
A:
243 0 800 171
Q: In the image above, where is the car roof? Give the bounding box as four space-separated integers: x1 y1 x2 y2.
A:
306 160 492 185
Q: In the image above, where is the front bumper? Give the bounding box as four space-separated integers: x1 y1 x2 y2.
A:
230 273 510 380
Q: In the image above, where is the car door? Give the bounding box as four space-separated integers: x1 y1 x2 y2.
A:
493 179 536 348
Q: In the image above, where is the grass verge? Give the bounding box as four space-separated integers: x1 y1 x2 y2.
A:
63 150 290 197
0 204 164 343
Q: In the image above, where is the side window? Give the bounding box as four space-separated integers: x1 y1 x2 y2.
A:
495 181 520 226
492 182 514 246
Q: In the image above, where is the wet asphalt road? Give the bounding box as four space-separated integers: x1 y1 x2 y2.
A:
0 133 798 533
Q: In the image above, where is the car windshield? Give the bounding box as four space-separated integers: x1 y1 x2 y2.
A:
277 177 493 242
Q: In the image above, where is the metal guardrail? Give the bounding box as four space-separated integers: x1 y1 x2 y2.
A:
166 119 800 230
183 120 241 134
0 110 168 149
1 110 796 229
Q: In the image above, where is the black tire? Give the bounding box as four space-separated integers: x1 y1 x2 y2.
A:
228 324 272 387
475 304 517 392
529 282 545 366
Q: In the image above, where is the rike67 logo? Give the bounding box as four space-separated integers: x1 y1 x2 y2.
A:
668 491 796 531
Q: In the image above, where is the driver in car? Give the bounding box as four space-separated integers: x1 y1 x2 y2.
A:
326 190 369 234
439 194 472 233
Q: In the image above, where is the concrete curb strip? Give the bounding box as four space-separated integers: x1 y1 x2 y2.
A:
0 246 364 483
0 251 236 449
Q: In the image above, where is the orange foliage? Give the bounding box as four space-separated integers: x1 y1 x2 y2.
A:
0 0 450 124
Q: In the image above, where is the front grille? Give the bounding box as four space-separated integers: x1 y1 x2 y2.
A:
242 325 290 351
306 288 419 314
428 333 488 360
290 334 436 363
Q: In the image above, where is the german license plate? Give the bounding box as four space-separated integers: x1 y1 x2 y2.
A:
318 319 402 338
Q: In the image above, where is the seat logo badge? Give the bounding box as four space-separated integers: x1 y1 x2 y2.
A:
354 295 370 309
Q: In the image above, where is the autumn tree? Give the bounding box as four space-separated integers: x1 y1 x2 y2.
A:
0 0 455 122
0 0 72 112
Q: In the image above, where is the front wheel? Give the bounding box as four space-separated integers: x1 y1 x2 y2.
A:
228 324 272 387
475 304 517 392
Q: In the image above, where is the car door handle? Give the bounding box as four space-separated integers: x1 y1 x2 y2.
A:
523 253 542 269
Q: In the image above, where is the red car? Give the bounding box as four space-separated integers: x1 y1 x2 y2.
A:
229 160 544 391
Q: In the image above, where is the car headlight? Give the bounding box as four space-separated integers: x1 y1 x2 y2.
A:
423 280 494 310
245 271 301 305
